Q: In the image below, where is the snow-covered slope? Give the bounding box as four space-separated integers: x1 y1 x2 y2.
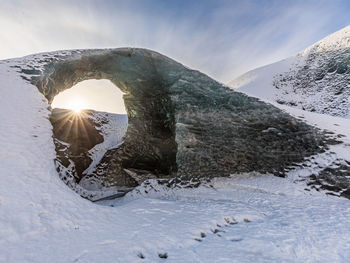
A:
1 50 350 262
82 111 128 175
229 25 350 198
229 25 350 118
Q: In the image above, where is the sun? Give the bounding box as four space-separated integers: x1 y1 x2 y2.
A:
68 99 87 113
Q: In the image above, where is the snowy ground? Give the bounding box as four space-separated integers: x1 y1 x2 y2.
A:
228 56 300 101
1 53 350 262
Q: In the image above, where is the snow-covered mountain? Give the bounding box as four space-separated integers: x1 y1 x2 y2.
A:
229 25 350 118
228 25 350 200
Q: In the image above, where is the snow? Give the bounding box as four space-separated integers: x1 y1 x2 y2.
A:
228 56 300 100
83 112 128 175
78 111 128 193
229 25 350 119
301 25 350 54
1 51 350 262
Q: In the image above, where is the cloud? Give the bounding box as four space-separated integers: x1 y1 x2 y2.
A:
0 0 349 83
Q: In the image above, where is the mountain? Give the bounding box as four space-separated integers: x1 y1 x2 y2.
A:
229 25 350 198
229 25 350 118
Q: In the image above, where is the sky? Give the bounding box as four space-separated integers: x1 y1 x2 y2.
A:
3 0 350 113
51 79 127 114
2 0 350 83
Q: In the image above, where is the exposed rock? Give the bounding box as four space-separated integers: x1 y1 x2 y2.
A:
50 108 104 180
306 161 350 198
50 108 131 198
15 48 331 198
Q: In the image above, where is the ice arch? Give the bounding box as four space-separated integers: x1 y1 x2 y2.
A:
35 49 179 190
31 48 326 194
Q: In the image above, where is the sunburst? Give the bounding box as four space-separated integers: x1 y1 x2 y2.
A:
68 99 87 113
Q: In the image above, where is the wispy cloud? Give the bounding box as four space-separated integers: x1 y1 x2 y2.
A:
1 0 350 82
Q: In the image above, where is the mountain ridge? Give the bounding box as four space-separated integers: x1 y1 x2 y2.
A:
229 25 350 118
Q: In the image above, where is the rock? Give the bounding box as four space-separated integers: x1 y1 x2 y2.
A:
307 162 350 199
50 108 104 180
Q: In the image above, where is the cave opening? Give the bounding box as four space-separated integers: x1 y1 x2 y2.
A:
50 79 129 192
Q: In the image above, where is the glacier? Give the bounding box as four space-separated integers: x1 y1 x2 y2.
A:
0 41 350 262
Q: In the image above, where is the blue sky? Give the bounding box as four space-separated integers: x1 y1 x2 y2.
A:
1 0 350 82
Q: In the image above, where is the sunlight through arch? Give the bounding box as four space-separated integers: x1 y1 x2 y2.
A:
51 79 127 114
68 98 87 113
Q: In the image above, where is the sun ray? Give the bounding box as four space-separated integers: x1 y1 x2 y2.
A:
68 99 87 113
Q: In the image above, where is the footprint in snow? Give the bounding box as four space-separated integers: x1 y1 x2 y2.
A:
137 252 145 259
136 251 168 260
194 216 251 242
158 252 168 259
